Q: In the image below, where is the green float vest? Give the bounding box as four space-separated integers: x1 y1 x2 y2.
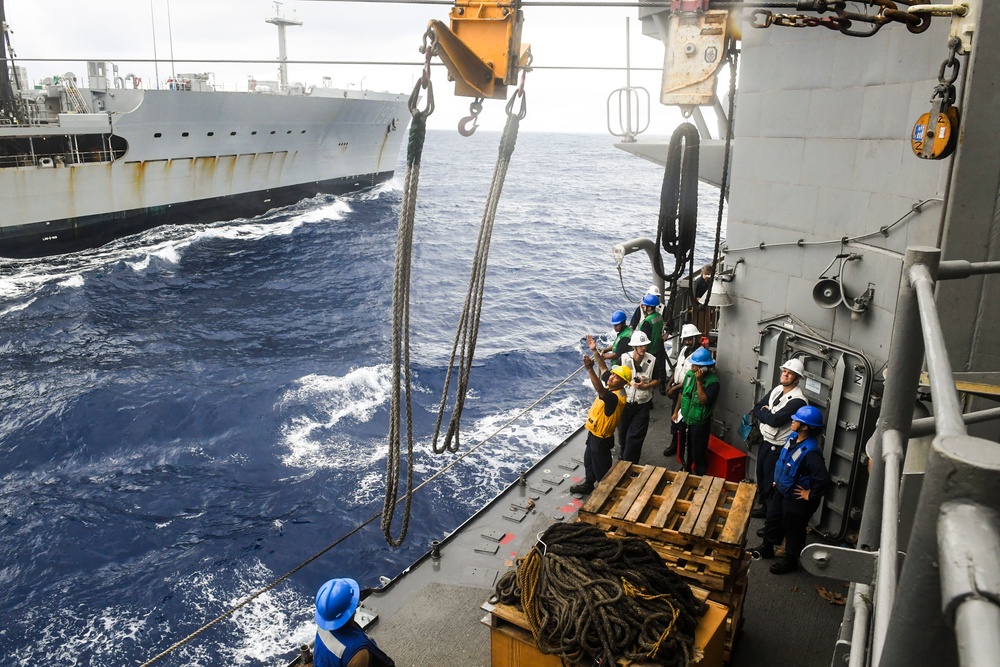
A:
680 370 719 425
642 311 664 355
611 326 633 363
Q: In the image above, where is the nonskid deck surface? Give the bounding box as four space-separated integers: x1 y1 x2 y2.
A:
365 397 842 666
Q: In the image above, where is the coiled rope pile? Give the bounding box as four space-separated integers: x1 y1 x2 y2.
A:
494 522 706 666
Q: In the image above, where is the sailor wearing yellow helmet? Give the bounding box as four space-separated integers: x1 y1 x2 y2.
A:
571 335 633 496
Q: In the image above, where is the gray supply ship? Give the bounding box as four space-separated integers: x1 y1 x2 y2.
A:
0 2 409 259
126 2 1000 666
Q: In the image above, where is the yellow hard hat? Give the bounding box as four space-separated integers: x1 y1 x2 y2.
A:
610 365 633 384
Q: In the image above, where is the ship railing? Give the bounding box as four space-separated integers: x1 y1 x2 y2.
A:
802 246 1000 667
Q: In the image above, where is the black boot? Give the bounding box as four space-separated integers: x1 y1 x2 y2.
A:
750 505 767 519
570 482 594 495
751 542 774 559
770 559 799 575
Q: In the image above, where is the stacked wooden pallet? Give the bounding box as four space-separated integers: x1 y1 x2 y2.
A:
577 461 755 663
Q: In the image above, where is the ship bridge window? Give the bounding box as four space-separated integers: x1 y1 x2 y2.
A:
0 133 128 168
300 130 306 134
286 130 292 134
154 132 162 138
207 132 214 137
251 131 258 136
230 131 236 136
182 132 190 137
270 131 276 135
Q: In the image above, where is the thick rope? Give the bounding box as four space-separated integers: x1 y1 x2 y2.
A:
431 90 526 454
495 522 706 666
383 77 432 545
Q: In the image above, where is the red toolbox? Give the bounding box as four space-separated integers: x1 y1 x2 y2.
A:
707 435 747 482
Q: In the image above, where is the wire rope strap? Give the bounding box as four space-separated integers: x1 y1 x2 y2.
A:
431 75 528 454
494 523 707 666
701 43 739 305
383 29 437 548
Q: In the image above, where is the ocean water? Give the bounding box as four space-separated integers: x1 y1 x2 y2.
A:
0 130 722 665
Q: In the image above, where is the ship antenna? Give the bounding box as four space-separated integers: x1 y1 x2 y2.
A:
0 0 26 124
149 0 160 89
266 1 302 92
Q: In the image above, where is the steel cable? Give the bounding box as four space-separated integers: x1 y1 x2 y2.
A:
702 44 739 305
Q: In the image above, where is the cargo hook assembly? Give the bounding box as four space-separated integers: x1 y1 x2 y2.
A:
458 96 484 136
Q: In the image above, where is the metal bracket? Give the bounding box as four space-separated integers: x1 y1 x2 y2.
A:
908 2 975 54
800 543 878 582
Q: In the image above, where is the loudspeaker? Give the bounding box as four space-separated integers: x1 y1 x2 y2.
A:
812 278 843 309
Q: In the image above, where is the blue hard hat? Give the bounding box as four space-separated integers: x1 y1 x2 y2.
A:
642 293 660 307
610 310 627 325
689 347 715 366
315 578 360 631
792 405 824 428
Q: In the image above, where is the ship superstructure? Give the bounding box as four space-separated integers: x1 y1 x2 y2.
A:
0 3 409 258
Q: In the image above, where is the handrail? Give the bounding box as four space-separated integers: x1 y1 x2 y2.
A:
833 246 1000 667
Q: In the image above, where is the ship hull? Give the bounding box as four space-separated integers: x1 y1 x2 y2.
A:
0 88 409 258
0 169 395 258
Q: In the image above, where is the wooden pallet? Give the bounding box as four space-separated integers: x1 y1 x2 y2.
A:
708 558 749 663
578 462 757 559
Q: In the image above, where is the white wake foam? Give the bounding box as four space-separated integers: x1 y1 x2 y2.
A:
278 365 394 471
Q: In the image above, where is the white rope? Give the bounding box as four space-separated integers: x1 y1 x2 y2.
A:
431 90 526 454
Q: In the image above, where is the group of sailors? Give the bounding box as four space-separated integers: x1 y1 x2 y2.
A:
573 278 832 576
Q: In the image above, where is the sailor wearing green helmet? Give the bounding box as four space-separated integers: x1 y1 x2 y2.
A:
572 335 632 496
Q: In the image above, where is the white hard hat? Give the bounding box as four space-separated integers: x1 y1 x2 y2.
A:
680 323 701 339
781 358 805 377
629 330 652 347
646 284 661 297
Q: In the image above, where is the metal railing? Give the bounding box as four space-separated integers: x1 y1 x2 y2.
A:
800 246 1000 667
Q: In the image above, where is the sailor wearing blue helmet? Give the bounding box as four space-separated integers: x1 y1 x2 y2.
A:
751 405 830 575
599 309 633 365
672 346 719 475
313 578 395 666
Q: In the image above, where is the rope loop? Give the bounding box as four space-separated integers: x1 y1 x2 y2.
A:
431 85 523 455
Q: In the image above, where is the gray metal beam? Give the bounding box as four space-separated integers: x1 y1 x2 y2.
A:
912 406 1000 437
909 263 967 437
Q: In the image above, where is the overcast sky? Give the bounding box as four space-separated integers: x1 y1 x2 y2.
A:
4 0 688 135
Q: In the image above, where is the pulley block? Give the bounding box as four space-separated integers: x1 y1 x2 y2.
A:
911 106 960 160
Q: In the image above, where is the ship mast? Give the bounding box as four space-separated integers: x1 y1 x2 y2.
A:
265 1 302 92
0 0 25 123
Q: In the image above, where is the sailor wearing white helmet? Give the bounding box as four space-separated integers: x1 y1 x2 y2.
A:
663 323 703 458
749 358 809 518
616 330 659 463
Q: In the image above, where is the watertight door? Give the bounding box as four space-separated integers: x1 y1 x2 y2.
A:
751 318 877 543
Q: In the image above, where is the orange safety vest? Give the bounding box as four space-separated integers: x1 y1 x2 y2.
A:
585 389 626 438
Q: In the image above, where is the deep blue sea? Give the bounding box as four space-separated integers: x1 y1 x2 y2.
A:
0 130 721 665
